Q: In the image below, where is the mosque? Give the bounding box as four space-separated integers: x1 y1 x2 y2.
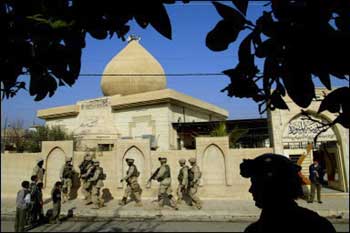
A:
1 36 348 200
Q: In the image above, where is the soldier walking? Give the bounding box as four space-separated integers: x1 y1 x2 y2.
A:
32 158 45 183
88 159 106 209
60 157 75 203
148 157 178 210
176 159 189 204
119 158 143 207
79 153 94 203
188 157 202 209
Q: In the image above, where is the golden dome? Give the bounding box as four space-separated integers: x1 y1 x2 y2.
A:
101 37 167 96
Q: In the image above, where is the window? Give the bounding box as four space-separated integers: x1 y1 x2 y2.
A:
98 144 114 151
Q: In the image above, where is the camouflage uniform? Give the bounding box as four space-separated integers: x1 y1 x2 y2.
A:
119 159 142 206
177 159 189 204
89 160 105 209
79 154 94 202
188 158 202 209
32 158 45 183
60 157 75 202
153 157 177 209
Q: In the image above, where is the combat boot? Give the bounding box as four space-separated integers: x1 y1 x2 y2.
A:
118 197 127 206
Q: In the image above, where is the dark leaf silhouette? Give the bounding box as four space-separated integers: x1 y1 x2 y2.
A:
270 90 288 109
149 3 172 39
231 0 249 15
318 87 349 114
1 0 185 100
206 2 247 51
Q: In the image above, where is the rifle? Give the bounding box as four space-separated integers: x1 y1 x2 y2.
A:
147 167 160 184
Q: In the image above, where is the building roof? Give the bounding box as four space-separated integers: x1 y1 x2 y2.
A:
37 89 228 119
100 38 166 96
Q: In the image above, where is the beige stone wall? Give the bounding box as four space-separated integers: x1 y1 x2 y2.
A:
1 144 273 200
1 152 42 198
113 103 170 151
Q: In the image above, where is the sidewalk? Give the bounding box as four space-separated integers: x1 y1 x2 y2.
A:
2 195 349 222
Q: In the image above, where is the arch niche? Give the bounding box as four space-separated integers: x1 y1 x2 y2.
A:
282 112 346 191
45 147 66 191
122 146 146 187
203 144 226 185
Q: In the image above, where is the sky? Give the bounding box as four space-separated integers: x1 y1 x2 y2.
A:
1 1 347 128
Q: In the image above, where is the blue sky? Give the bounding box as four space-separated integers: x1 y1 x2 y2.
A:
1 1 347 128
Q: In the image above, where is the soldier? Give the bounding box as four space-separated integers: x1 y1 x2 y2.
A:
176 159 189 204
32 158 45 183
148 157 178 210
79 153 94 203
119 158 143 207
188 157 202 209
88 159 106 209
240 153 335 232
60 157 75 203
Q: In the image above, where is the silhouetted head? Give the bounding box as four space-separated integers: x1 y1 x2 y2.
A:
188 157 196 166
178 159 186 166
21 181 30 189
37 158 44 167
54 181 62 190
313 159 319 166
240 153 303 209
126 158 134 166
158 157 167 164
37 182 43 189
31 175 38 182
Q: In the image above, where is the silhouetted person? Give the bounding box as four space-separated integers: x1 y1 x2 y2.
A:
308 159 323 204
15 181 30 232
240 153 335 232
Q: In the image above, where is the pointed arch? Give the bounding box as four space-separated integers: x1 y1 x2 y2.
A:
203 144 226 185
45 146 66 190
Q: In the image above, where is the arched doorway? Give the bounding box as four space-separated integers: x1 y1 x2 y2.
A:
203 144 225 185
122 147 145 186
282 113 345 191
45 147 66 191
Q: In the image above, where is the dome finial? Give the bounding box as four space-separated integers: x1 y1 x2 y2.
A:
127 34 141 43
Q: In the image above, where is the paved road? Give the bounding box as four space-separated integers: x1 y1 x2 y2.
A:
1 219 349 232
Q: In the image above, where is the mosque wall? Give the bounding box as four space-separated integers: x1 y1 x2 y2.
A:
1 140 272 200
46 116 78 134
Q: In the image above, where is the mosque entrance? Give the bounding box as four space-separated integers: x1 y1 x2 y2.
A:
313 141 344 191
283 114 346 192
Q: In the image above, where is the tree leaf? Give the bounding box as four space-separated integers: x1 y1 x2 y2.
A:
213 1 246 25
282 63 315 108
318 87 349 113
149 3 172 39
317 72 332 90
238 33 253 64
255 38 274 58
231 0 249 15
206 20 241 51
270 90 289 109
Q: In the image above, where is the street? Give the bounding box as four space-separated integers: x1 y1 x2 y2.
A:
1 219 349 232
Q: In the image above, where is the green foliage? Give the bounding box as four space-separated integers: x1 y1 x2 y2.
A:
210 122 248 148
20 125 74 152
207 0 349 129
